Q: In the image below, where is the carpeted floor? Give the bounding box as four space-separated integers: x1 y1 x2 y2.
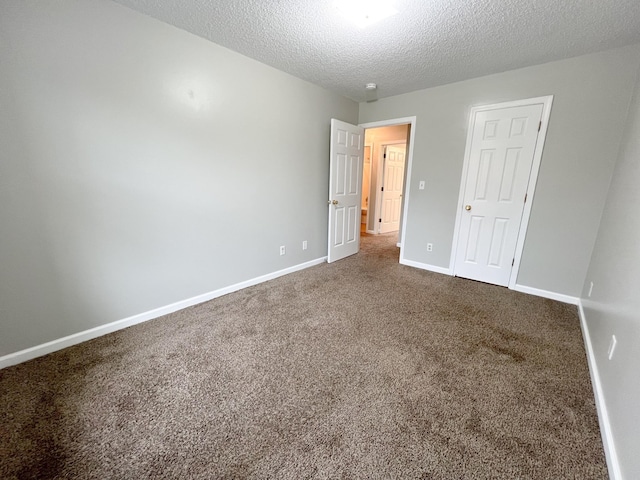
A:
0 233 607 479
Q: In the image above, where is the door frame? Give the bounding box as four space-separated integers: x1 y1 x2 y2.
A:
449 96 554 289
376 141 407 234
360 117 417 251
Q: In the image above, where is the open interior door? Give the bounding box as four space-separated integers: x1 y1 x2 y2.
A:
327 119 364 263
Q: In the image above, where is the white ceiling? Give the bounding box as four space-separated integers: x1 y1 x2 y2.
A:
112 0 640 102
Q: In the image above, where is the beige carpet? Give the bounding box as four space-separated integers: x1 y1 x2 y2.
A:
0 233 607 479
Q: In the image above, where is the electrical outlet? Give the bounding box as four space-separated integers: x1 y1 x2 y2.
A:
588 281 594 298
302 240 308 250
427 243 433 252
419 180 426 190
280 246 286 256
608 335 617 360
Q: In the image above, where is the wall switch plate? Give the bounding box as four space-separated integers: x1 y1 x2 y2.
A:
302 240 307 250
427 243 433 252
419 180 425 190
280 246 286 256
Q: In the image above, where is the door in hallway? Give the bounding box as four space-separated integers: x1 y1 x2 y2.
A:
379 144 406 234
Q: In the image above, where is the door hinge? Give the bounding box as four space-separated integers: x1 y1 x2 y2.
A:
384 153 387 159
512 258 515 267
381 186 384 191
379 218 382 223
538 121 542 132
524 193 527 203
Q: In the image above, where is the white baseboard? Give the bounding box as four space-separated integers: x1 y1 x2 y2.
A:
399 258 452 276
577 300 621 480
0 257 327 370
511 284 579 305
397 265 579 305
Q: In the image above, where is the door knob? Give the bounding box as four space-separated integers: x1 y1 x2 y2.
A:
465 205 472 211
332 200 339 205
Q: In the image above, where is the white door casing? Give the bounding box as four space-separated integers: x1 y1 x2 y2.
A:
328 119 364 263
452 97 552 287
380 144 406 234
359 116 417 255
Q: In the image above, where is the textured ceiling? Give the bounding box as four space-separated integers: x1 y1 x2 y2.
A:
112 0 640 102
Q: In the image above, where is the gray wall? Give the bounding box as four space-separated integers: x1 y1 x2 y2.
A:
359 45 640 297
0 0 357 357
581 66 640 479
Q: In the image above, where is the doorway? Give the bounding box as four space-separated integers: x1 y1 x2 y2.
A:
361 123 410 242
327 116 416 264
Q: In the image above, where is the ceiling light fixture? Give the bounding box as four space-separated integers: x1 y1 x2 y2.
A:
335 0 398 29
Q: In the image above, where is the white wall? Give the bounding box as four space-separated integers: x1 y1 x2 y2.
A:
581 65 640 479
0 0 357 358
359 45 640 297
